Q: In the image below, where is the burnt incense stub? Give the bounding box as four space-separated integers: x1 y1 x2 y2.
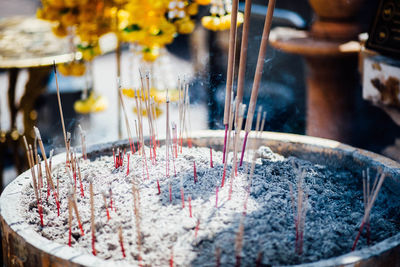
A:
1 131 400 267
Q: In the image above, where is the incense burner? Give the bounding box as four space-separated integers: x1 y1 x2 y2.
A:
1 130 400 266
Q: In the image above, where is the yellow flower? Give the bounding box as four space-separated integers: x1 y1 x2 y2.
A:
195 0 211 5
61 12 78 26
122 88 135 98
186 3 198 16
142 47 160 62
201 16 220 31
74 92 108 114
52 23 68 37
133 102 163 118
150 88 179 103
58 62 86 76
176 18 195 34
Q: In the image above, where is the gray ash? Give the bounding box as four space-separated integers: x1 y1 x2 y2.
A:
21 146 400 266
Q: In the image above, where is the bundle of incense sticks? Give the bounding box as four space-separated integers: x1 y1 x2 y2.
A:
240 0 276 166
219 0 276 166
133 86 149 180
34 127 60 216
178 80 192 151
352 171 386 251
22 136 43 226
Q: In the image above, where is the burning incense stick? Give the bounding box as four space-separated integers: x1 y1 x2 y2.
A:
223 0 239 165
240 0 276 166
53 62 70 164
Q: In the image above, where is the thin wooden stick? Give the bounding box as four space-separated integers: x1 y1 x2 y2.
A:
23 136 38 202
352 172 386 251
221 94 235 187
132 185 142 265
234 0 253 127
53 62 70 164
223 0 240 163
68 198 72 247
119 226 126 258
258 111 267 138
71 191 85 236
34 127 60 216
117 78 136 156
78 125 87 160
77 159 84 197
240 0 276 166
89 177 96 255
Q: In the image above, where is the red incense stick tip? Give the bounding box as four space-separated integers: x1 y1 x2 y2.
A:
92 232 96 255
169 184 172 202
68 227 72 247
170 249 174 267
181 188 185 209
188 195 192 217
210 147 214 168
193 161 197 183
157 179 161 195
195 219 200 238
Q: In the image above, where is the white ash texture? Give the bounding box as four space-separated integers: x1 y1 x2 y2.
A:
22 146 400 266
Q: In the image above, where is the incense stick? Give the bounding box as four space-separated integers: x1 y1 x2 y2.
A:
53 62 70 164
34 127 60 216
221 94 235 188
352 172 386 251
234 0 253 127
89 177 96 255
223 0 240 163
240 0 276 166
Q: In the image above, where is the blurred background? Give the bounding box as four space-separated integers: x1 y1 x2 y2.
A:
1 0 400 190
